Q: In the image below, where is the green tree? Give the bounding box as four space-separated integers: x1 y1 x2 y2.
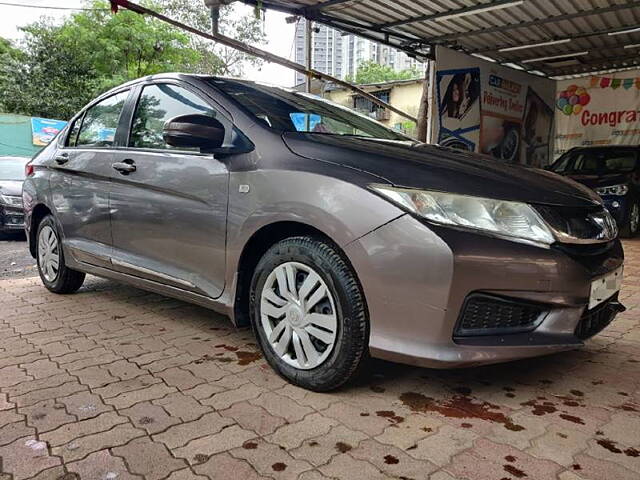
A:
0 22 100 119
0 37 20 58
0 1 200 119
346 60 421 84
158 0 266 76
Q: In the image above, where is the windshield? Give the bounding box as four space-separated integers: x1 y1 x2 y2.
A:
552 149 638 175
0 158 27 181
208 78 410 141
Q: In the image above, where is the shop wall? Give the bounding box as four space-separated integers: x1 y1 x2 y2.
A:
555 70 640 158
0 113 67 158
0 113 42 158
431 46 556 168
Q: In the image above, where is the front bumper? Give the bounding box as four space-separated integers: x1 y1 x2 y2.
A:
0 205 25 231
344 214 624 368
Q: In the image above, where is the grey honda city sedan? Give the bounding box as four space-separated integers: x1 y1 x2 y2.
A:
23 74 625 391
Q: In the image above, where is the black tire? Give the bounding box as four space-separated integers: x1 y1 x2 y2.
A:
249 236 369 391
620 200 639 238
36 215 85 294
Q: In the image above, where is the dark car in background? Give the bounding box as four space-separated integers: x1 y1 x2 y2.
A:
549 146 639 237
0 156 29 235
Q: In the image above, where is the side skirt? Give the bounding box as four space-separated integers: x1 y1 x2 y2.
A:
68 260 234 320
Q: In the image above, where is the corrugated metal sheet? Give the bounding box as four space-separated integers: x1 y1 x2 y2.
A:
241 0 640 77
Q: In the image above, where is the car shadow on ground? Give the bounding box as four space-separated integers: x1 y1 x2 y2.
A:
72 273 639 424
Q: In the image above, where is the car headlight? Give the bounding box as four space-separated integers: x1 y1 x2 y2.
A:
0 194 23 207
371 185 555 247
596 184 628 196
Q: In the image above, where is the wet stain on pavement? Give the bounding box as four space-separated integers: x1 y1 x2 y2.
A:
384 454 399 465
194 354 233 364
376 410 404 424
235 350 261 366
215 344 239 352
615 403 639 412
504 464 527 478
272 462 287 471
242 441 258 449
335 442 352 453
138 416 154 425
559 413 585 425
598 439 622 454
521 399 557 416
598 439 640 457
399 392 524 431
193 454 209 464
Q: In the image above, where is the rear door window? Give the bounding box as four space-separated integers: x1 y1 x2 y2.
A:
76 91 129 148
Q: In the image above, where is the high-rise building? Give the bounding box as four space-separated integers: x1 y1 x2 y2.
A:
294 19 423 85
294 20 344 86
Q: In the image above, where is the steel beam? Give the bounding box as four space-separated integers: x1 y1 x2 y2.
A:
108 0 418 122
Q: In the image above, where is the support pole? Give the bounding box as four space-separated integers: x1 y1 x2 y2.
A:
210 6 220 34
108 0 417 123
416 60 431 142
305 19 312 93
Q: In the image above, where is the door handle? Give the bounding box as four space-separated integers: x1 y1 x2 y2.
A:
54 153 69 165
112 160 136 174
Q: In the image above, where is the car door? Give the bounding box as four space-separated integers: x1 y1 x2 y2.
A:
109 82 229 298
49 89 131 268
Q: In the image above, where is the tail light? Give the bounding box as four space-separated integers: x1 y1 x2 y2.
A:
25 162 34 177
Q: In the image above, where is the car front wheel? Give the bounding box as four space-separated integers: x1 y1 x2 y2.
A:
36 215 85 294
250 236 369 391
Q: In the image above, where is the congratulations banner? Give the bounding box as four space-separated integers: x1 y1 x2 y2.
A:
555 70 640 157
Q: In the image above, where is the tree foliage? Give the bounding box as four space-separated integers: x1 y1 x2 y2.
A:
346 60 422 85
158 0 265 76
0 0 265 119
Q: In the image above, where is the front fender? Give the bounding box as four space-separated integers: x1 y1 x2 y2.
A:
221 168 403 313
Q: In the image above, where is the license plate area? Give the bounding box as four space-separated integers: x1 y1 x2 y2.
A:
589 266 623 310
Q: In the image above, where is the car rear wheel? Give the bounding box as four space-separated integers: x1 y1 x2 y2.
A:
36 215 85 294
250 236 369 391
621 201 639 238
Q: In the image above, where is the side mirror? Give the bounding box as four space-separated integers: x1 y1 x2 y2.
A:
163 114 225 151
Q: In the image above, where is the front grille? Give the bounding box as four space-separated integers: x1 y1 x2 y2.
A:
455 294 546 336
575 297 619 340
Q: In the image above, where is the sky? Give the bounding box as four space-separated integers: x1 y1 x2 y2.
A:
0 0 297 87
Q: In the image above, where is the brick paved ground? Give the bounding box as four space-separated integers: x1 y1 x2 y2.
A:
0 240 638 480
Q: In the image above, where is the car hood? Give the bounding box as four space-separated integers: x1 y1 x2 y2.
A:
283 133 601 208
0 180 23 197
564 173 630 190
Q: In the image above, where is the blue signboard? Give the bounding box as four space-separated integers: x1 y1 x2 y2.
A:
290 112 322 132
31 117 67 146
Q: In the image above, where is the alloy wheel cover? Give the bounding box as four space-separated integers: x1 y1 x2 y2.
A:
260 261 338 370
38 225 60 282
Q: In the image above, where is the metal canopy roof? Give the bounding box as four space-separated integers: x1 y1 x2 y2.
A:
238 0 640 78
